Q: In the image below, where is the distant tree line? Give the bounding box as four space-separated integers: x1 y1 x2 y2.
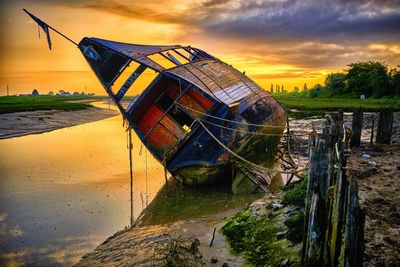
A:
315 61 400 98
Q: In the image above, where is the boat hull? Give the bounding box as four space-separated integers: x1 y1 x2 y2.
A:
169 90 287 190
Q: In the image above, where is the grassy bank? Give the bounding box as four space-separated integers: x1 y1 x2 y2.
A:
274 93 400 111
0 95 106 114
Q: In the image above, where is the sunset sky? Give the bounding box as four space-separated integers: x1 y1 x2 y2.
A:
0 0 399 96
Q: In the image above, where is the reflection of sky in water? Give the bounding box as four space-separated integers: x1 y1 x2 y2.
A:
0 103 166 266
0 102 264 266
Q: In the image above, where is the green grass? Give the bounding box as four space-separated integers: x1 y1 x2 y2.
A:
274 93 400 111
0 95 103 114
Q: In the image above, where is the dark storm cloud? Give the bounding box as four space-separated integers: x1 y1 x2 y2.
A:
45 0 400 44
29 0 400 69
197 0 400 43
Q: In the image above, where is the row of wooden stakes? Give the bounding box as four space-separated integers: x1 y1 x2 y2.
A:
302 113 365 267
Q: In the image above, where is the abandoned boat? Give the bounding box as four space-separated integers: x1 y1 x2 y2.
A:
24 9 287 190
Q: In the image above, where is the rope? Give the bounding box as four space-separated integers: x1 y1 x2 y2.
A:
197 119 296 175
177 103 285 128
201 119 309 137
145 148 149 206
178 102 331 130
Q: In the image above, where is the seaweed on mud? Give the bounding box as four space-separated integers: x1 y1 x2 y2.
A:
282 178 307 208
154 234 205 267
221 208 301 266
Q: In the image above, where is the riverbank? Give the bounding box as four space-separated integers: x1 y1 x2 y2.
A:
75 112 400 266
0 104 118 139
348 145 400 266
274 93 400 111
0 95 103 114
76 206 249 266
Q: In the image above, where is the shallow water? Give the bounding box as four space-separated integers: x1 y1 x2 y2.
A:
0 102 259 266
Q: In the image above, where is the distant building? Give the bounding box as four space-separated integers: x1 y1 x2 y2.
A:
303 83 308 92
270 83 274 93
31 89 39 96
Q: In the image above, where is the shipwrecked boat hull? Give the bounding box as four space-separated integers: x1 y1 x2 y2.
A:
171 90 286 187
78 37 287 190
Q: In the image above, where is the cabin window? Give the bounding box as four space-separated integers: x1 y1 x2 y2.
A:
148 53 176 69
97 51 129 85
111 65 157 96
156 93 194 130
134 78 215 154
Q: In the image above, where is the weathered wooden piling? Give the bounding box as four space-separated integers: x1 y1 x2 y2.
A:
370 116 375 148
376 108 393 144
350 109 363 147
342 180 365 267
303 113 365 267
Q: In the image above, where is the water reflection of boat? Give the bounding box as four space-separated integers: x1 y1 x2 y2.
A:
135 178 261 226
25 10 287 191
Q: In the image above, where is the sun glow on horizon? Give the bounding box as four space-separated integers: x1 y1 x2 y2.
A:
0 0 399 96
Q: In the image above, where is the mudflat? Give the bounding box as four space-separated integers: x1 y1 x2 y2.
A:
0 107 118 139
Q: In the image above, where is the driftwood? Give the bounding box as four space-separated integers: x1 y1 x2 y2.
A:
303 113 365 267
209 227 216 247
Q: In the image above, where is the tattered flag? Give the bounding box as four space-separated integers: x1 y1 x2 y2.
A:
23 9 52 50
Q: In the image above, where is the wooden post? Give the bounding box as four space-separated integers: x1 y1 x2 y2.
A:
303 116 365 267
303 139 331 266
342 180 364 267
369 116 375 149
376 108 393 144
328 141 348 266
350 109 363 147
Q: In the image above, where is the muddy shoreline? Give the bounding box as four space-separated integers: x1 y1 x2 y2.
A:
76 112 400 266
0 104 119 139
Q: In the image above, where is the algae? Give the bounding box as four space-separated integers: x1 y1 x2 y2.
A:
221 208 301 266
154 235 205 267
282 178 307 208
284 211 305 243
